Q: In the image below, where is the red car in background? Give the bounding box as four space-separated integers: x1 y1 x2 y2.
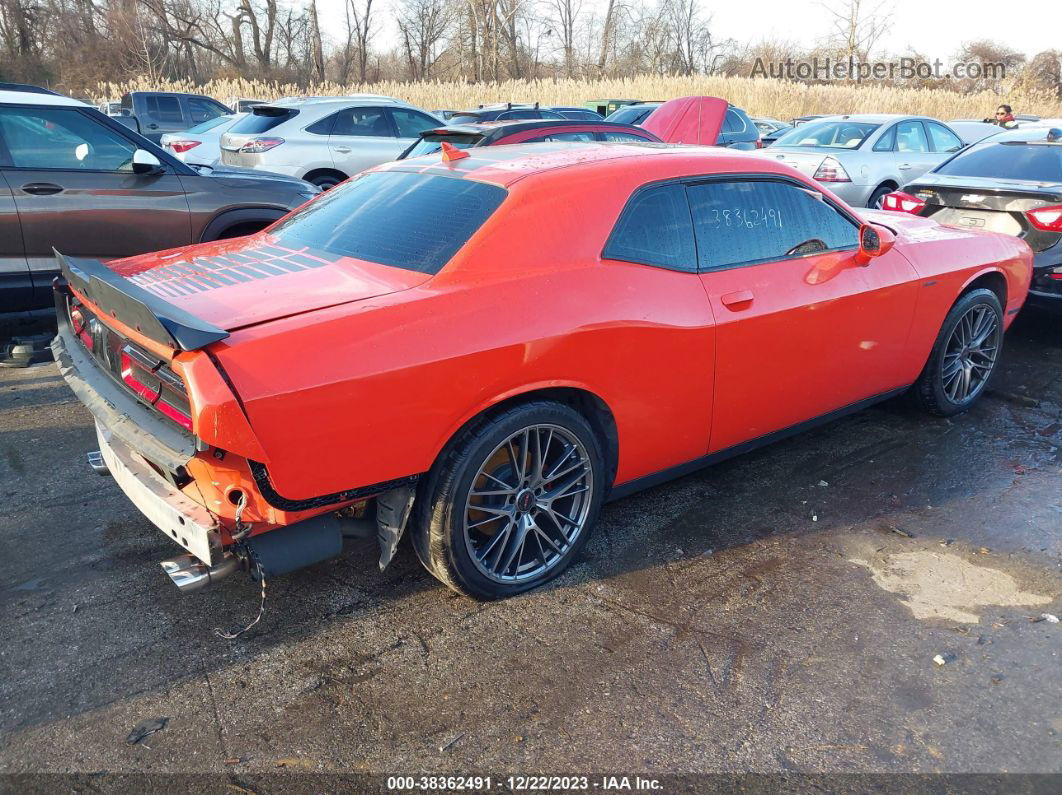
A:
52 140 1032 602
398 118 660 159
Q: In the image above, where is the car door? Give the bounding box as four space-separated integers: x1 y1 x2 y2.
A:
893 120 940 182
139 94 188 142
688 177 920 452
0 168 33 312
328 105 406 174
0 105 191 289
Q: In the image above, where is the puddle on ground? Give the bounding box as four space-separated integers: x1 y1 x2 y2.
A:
850 550 1053 623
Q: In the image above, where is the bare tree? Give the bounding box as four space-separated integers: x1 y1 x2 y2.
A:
395 0 451 80
820 0 891 61
548 0 581 78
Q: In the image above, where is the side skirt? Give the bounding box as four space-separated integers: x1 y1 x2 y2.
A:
607 385 911 502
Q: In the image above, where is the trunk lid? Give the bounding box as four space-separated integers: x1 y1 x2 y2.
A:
906 174 1062 252
105 235 430 332
758 147 832 178
640 96 727 146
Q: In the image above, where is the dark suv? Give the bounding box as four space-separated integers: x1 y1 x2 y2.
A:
448 103 566 124
116 92 233 143
0 90 319 322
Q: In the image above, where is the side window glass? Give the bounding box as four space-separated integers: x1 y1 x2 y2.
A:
0 107 137 171
604 184 696 271
391 109 440 138
687 180 858 270
145 95 184 124
333 107 393 137
499 110 538 120
305 112 338 136
927 122 963 153
873 125 897 151
187 97 225 125
895 121 930 153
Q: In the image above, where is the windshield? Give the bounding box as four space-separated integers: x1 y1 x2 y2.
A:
268 171 507 275
934 143 1062 181
404 133 481 159
773 121 879 148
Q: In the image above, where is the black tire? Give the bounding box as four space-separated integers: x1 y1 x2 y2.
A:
867 184 893 209
912 288 1004 417
411 401 606 600
308 172 346 190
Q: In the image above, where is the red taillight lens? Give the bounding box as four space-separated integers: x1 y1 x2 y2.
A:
167 140 201 153
881 191 927 215
69 306 93 351
812 156 851 183
119 346 194 431
755 138 764 149
1025 204 1062 232
239 137 285 154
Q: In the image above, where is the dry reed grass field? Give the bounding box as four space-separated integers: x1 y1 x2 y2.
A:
93 75 1062 120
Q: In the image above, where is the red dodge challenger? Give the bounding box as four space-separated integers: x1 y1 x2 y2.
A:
52 142 1033 600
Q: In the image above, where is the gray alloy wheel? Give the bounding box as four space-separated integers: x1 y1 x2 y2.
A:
940 303 1000 404
912 288 1004 417
462 424 594 584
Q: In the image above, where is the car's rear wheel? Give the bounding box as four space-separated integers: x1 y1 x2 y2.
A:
912 288 1003 416
307 171 346 190
868 184 894 209
412 402 605 600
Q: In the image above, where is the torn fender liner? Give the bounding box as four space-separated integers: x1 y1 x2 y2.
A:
248 460 420 512
55 249 229 352
377 486 416 570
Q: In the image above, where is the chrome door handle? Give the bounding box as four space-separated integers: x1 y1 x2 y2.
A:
334 146 352 154
898 163 912 169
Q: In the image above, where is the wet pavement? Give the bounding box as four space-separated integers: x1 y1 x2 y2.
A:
0 310 1060 784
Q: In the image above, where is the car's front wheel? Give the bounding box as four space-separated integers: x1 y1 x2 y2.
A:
913 288 1004 416
412 402 605 599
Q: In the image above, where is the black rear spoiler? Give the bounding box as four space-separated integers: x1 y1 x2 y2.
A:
54 249 229 352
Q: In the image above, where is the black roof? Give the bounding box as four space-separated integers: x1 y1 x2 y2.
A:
417 118 661 145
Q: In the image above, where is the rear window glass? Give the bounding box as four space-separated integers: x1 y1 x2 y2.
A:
230 108 298 134
268 171 507 275
934 143 1062 181
404 134 480 158
605 106 657 125
186 115 235 134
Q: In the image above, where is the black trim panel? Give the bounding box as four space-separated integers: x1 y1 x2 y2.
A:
607 386 910 502
248 460 421 512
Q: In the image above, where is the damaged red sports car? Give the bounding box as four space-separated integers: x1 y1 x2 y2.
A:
52 141 1033 599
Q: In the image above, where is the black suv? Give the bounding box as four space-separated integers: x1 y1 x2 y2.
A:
448 103 566 124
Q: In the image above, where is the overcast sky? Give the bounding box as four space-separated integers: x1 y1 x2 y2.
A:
318 0 1058 62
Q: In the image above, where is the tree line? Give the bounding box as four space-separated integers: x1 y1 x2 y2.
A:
1 0 1059 100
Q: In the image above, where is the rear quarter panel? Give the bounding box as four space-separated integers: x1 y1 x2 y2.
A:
211 167 718 501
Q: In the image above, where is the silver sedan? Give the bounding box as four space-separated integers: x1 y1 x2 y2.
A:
757 114 968 207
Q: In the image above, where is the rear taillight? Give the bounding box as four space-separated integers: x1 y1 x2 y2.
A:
755 138 764 149
1050 267 1062 281
881 191 927 215
69 306 93 351
813 156 851 183
1025 204 1062 232
119 345 193 431
240 137 285 154
166 140 201 153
